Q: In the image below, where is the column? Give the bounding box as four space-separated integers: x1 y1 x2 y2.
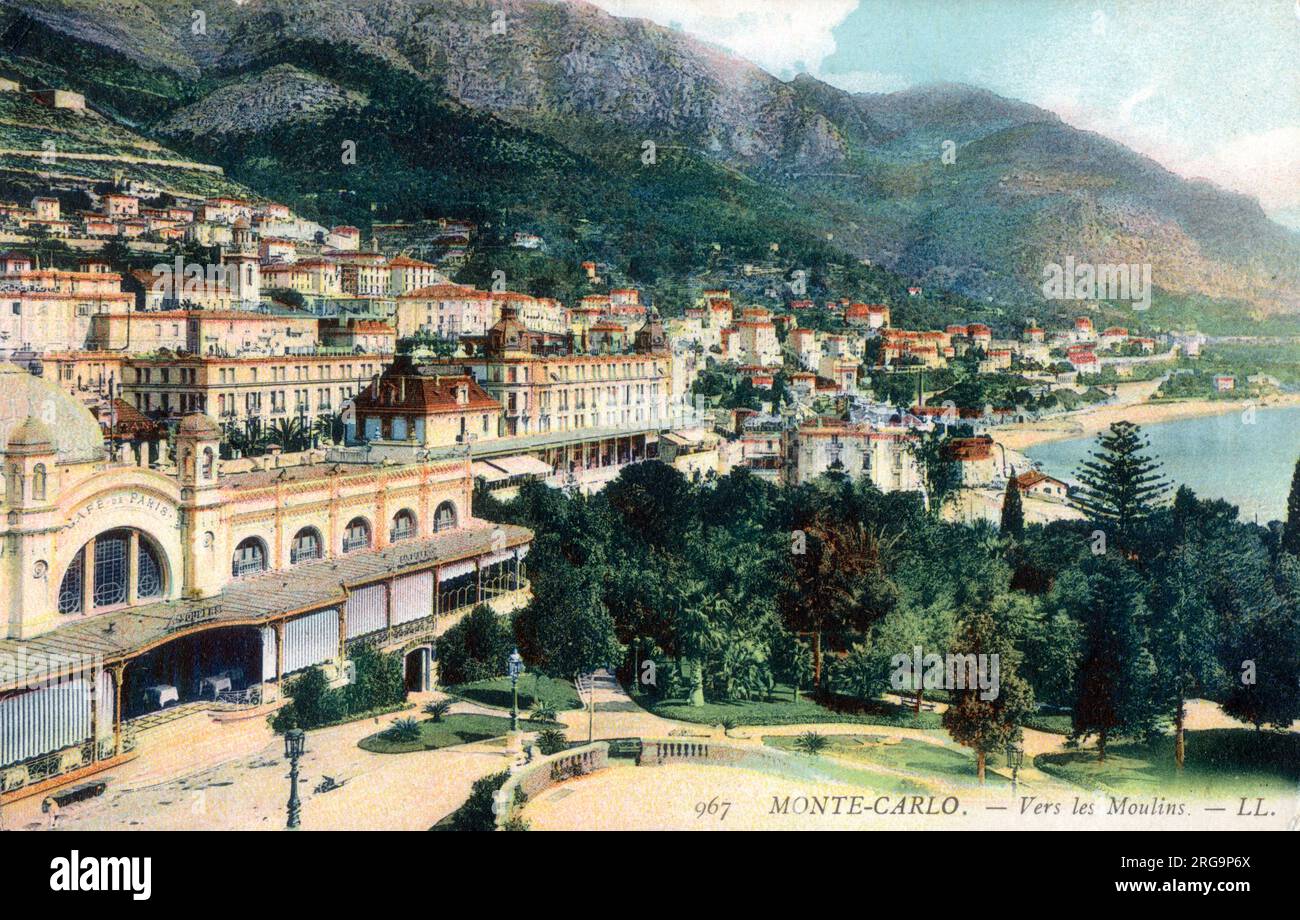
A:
337 607 347 664
88 667 99 763
111 663 125 757
81 537 95 614
127 530 140 605
475 558 482 604
273 621 285 682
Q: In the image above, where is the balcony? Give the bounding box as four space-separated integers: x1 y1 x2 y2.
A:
342 536 370 554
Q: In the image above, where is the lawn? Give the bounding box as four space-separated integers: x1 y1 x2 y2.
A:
1035 729 1300 796
641 684 943 729
447 675 584 712
764 734 1006 786
358 713 563 754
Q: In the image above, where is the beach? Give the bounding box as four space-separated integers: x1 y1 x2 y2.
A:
992 382 1300 452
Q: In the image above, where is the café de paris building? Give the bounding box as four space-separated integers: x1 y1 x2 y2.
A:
0 363 531 802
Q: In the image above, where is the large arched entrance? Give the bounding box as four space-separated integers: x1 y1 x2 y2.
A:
122 626 264 719
404 646 432 693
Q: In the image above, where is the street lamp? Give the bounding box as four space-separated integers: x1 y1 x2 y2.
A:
1005 738 1024 798
284 728 306 829
508 649 524 733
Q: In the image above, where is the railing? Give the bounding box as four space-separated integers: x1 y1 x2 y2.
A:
1 729 137 795
347 577 530 649
493 742 610 828
215 686 263 707
290 547 321 565
342 536 370 554
232 558 267 578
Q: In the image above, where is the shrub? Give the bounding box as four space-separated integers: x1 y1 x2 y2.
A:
437 605 512 685
535 728 568 756
273 666 342 732
272 647 407 734
794 731 829 755
528 702 558 723
345 643 406 714
385 717 421 743
450 770 510 832
423 699 454 722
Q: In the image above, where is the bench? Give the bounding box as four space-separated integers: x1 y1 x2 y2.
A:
44 780 107 810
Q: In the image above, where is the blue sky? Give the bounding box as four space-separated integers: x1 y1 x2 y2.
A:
587 0 1300 228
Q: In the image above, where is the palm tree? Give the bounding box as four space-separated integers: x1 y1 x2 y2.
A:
267 416 309 452
536 728 568 756
313 411 347 446
423 699 454 723
385 717 421 743
529 701 558 724
794 731 829 755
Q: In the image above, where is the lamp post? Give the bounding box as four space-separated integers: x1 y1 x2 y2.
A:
508 649 523 733
1005 738 1024 799
284 728 305 830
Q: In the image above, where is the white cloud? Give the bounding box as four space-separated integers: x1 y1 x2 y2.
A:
584 0 860 75
1117 83 1158 125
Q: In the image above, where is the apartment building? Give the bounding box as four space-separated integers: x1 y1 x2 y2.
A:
121 353 393 425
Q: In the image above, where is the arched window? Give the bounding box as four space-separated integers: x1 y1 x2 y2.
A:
433 501 457 533
291 527 322 564
342 517 371 553
5 465 22 503
202 448 214 479
390 509 416 542
93 530 129 607
32 463 46 501
137 538 163 599
58 547 84 615
57 528 167 615
232 537 267 577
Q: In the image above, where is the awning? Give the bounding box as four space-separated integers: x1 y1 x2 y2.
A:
484 455 553 478
470 461 509 483
438 559 477 581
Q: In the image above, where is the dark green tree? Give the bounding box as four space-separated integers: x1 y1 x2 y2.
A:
1067 555 1160 760
907 428 961 512
1000 469 1024 539
437 604 513 685
1282 457 1300 556
513 557 622 679
1147 547 1225 768
941 593 1035 783
1070 421 1170 548
1219 553 1300 729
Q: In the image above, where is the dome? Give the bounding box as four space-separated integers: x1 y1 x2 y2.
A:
177 413 221 438
0 364 104 463
6 416 53 452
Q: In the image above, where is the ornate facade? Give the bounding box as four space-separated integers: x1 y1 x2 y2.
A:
0 363 531 802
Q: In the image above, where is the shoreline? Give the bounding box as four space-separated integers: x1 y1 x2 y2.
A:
992 391 1300 453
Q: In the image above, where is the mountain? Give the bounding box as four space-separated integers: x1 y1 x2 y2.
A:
4 0 1298 329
